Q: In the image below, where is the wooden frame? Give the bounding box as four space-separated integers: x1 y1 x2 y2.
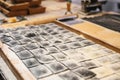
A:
0 13 120 80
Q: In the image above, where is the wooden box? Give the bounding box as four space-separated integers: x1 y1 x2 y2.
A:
0 0 29 11
0 6 27 17
29 0 42 7
28 6 46 14
0 0 46 16
11 0 32 3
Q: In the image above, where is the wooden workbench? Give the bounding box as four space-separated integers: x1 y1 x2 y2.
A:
0 14 120 80
0 1 120 80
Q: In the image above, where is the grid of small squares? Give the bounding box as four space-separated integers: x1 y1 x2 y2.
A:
0 23 120 80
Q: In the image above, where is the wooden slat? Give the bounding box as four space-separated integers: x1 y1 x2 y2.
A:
0 6 9 15
0 0 13 7
1 14 77 28
0 44 36 80
71 21 120 52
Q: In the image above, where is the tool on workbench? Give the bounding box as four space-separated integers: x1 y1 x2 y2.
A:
80 0 106 15
65 0 73 15
57 15 84 25
0 16 26 24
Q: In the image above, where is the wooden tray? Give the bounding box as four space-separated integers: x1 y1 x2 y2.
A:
0 14 120 80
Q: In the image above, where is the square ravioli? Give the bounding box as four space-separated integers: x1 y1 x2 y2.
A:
106 62 120 72
108 54 120 63
80 40 95 47
70 36 85 42
12 35 23 40
94 56 113 65
1 36 13 43
37 55 55 64
57 44 69 51
39 75 63 80
17 50 34 60
32 36 45 42
70 54 89 62
7 40 20 47
30 65 52 79
61 59 80 69
46 47 60 54
80 60 99 69
24 43 38 50
10 45 25 53
52 53 68 61
63 49 82 57
40 41 52 47
67 42 83 49
20 38 33 44
91 67 114 78
73 67 96 79
82 50 108 59
59 71 84 80
45 61 67 73
101 74 120 80
30 48 47 56
23 58 39 68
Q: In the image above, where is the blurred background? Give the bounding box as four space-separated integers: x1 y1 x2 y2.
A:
72 0 120 12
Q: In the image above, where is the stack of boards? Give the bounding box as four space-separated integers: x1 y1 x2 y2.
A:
0 0 46 17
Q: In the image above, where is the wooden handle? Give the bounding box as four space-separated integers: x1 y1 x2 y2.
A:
0 0 13 8
67 2 71 12
0 41 3 48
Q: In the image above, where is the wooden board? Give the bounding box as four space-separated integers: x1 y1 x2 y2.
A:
0 45 36 80
71 21 120 52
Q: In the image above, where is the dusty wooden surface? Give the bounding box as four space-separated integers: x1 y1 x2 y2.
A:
0 0 79 28
71 21 120 52
0 1 120 80
1 19 120 80
1 44 36 80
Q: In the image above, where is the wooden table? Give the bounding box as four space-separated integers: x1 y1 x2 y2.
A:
0 1 120 80
0 16 120 79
